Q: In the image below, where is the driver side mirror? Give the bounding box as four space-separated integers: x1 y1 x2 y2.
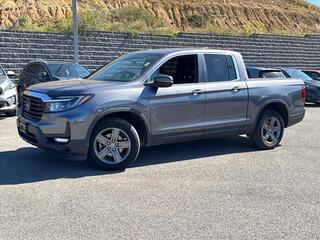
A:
148 75 173 88
7 71 15 78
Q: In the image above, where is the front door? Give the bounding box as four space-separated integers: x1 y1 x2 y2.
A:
148 54 206 144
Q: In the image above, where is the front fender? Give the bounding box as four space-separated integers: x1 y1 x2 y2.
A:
85 107 151 145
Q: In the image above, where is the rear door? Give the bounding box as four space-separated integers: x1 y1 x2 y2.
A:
202 54 248 135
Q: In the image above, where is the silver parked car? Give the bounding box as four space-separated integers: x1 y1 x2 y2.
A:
0 65 17 117
17 49 306 170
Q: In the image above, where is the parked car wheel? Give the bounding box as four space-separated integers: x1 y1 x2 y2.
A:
88 118 140 171
252 110 284 150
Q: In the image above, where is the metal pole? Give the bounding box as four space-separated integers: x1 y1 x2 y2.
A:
72 0 79 63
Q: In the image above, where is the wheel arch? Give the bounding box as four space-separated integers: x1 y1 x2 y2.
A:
87 109 150 146
256 100 289 127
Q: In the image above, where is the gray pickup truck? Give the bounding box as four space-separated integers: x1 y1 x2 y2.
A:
17 49 306 170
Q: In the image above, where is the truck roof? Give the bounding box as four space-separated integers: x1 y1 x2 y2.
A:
131 48 239 56
27 60 78 65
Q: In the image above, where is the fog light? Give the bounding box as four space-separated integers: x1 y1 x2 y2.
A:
54 138 69 143
7 96 16 104
12 96 16 104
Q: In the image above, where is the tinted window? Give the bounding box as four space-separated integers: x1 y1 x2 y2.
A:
158 55 198 84
91 53 163 82
25 63 47 75
260 71 286 78
48 64 90 78
226 56 237 80
246 68 258 78
304 71 320 79
285 69 313 81
205 54 237 82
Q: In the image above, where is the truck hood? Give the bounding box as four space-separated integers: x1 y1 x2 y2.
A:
28 79 127 96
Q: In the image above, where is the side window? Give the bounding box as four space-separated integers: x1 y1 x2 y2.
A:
26 63 47 76
157 55 198 84
25 63 37 75
204 54 238 82
226 56 237 80
35 63 48 74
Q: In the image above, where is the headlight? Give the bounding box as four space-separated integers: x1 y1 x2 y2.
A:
3 82 15 91
45 95 93 113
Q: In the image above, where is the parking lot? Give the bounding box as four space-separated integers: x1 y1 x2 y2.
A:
0 106 320 239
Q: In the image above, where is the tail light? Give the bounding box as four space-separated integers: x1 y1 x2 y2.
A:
301 85 307 100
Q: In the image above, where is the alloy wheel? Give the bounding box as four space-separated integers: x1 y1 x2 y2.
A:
94 128 131 164
261 117 282 147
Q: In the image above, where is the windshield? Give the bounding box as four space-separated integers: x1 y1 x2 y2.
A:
285 69 313 81
90 53 164 82
48 64 90 78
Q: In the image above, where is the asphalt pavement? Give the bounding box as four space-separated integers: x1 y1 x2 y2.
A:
0 106 320 240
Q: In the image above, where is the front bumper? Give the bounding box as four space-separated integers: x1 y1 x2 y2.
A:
17 106 94 161
0 88 17 113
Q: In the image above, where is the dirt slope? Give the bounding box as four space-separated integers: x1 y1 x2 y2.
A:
0 0 320 34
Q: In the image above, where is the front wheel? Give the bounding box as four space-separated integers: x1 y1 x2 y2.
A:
88 118 140 171
251 110 284 150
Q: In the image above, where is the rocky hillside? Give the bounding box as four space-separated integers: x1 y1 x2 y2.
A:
0 0 320 35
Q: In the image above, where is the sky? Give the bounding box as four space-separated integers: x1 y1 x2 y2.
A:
307 0 320 7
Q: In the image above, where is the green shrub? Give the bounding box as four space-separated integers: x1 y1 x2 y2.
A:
206 24 238 36
243 21 267 36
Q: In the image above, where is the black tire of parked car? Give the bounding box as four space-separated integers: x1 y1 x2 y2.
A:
88 118 141 171
252 110 284 150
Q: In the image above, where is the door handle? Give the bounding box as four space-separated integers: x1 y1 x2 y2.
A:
191 89 203 95
232 86 242 92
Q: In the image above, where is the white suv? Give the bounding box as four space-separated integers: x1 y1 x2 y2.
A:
0 65 17 117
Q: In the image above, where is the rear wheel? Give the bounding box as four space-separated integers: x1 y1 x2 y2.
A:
252 110 284 150
88 118 140 171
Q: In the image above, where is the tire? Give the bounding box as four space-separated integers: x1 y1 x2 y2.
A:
88 118 140 171
252 110 284 150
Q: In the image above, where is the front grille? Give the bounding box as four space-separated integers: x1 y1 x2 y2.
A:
22 95 45 121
